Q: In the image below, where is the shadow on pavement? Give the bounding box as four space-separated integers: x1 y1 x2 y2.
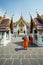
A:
13 41 23 46
13 41 38 47
28 43 38 47
14 41 38 51
15 48 25 51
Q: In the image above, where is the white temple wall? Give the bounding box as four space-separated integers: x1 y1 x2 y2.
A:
0 31 11 46
33 30 43 46
37 31 43 46
14 25 18 33
14 24 27 33
24 25 27 31
26 26 30 35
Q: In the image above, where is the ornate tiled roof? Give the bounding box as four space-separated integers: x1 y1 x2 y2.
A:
34 15 43 30
34 18 43 25
14 16 30 28
0 19 11 26
0 16 11 32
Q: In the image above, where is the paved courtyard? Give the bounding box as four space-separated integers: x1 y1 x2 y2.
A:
0 37 43 65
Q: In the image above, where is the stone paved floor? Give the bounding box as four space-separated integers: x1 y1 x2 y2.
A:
0 37 43 65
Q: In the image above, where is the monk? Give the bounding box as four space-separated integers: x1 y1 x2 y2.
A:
22 38 29 49
29 35 33 45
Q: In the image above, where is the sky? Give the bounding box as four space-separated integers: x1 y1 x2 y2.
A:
0 0 43 22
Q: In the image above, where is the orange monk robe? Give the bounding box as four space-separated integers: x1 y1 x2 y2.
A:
22 39 29 48
30 37 33 45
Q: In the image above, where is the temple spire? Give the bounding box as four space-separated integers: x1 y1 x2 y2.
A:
11 14 14 20
29 12 37 33
10 14 14 33
3 12 7 19
36 9 41 19
29 13 34 33
36 11 41 18
0 12 7 23
29 12 32 18
21 12 22 16
36 10 43 21
20 12 23 18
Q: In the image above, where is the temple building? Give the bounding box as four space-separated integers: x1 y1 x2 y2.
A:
0 12 43 46
0 13 13 46
0 13 13 34
13 15 30 35
30 12 43 46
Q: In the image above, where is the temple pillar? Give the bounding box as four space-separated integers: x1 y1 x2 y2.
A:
9 30 11 39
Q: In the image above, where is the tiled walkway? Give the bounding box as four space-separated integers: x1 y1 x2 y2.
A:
0 37 43 65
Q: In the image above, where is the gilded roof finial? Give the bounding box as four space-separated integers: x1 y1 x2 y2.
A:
20 12 23 19
3 12 7 19
29 12 32 19
36 9 38 14
20 12 23 18
29 12 31 17
29 12 35 23
21 12 22 16
36 9 41 17
11 14 14 20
